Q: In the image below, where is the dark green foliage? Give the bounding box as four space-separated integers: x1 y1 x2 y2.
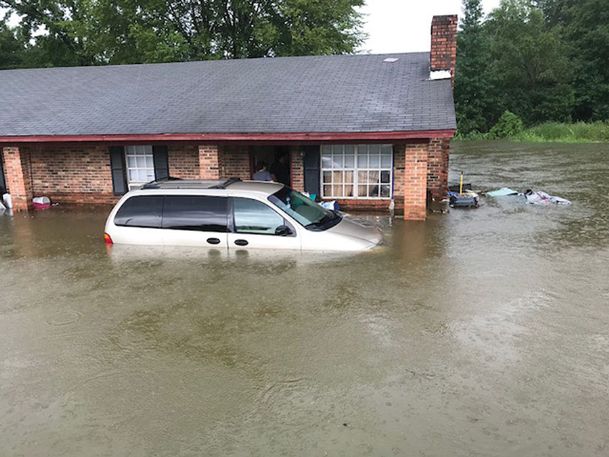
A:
485 1 574 125
0 0 364 67
454 0 493 133
0 21 25 68
456 0 609 134
540 0 609 120
489 110 524 138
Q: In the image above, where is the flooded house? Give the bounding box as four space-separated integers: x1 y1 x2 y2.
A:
0 15 457 220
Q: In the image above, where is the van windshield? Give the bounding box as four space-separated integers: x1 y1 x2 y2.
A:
268 187 341 231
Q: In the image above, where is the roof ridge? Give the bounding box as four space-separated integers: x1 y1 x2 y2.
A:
0 51 430 74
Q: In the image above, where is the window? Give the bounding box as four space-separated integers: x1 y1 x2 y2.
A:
163 196 228 232
114 196 163 228
233 198 285 235
268 187 341 231
321 144 392 199
125 145 155 189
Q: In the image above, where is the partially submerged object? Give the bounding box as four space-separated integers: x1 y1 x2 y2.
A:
449 190 479 208
448 172 479 208
32 196 52 210
2 193 12 209
524 190 571 206
486 187 519 197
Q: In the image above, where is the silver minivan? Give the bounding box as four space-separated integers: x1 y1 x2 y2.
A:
104 178 383 251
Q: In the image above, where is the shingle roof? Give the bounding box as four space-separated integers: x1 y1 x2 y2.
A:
0 52 456 137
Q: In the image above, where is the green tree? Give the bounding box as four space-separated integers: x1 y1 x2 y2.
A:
0 21 25 68
0 0 364 67
485 0 574 125
454 0 493 133
539 0 609 120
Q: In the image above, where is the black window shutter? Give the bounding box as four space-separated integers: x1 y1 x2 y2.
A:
303 145 321 196
109 146 127 195
152 145 169 180
0 150 6 193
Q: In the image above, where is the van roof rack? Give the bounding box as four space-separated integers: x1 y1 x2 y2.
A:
209 177 242 189
141 177 242 190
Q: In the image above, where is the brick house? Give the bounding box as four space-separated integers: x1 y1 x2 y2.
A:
0 15 457 220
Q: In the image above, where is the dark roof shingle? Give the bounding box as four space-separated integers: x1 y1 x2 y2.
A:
0 52 456 137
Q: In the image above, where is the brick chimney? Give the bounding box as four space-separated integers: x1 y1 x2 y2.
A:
430 15 458 81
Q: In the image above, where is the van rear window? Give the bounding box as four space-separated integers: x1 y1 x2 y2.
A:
114 196 163 228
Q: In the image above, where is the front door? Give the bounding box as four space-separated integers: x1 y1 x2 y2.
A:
228 197 300 250
161 195 229 248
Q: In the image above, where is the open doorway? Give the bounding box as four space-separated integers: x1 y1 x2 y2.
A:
0 150 6 194
250 146 291 186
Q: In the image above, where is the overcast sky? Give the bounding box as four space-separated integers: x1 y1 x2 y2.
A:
359 0 501 54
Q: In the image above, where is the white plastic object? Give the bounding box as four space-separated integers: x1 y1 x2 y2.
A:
2 193 12 209
32 196 51 205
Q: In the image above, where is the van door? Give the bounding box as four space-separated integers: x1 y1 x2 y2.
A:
228 197 300 250
162 195 229 248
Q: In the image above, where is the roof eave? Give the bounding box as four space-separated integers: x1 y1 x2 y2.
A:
0 130 456 145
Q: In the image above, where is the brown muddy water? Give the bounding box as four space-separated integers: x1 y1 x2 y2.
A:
1 142 608 457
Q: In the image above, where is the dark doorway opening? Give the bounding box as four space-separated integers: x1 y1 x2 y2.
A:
0 150 6 194
250 146 291 186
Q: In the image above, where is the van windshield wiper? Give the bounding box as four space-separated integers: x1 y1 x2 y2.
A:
305 211 341 231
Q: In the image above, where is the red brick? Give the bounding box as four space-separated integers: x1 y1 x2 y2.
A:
431 15 458 82
2 146 34 211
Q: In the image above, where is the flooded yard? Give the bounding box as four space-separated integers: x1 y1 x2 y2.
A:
1 142 608 456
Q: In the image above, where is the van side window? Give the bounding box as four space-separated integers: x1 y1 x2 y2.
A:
163 196 228 232
233 198 285 235
114 196 163 228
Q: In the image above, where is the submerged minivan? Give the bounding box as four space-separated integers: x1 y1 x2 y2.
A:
104 178 383 251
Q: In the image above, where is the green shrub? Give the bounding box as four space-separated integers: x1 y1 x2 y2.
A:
489 111 524 138
519 121 609 142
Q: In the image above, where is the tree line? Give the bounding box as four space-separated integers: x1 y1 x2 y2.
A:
455 0 609 135
0 0 363 66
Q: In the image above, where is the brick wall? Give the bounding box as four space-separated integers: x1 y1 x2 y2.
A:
4 143 206 205
28 144 113 198
290 146 304 192
168 144 199 179
219 145 251 180
198 144 221 179
427 138 450 201
1 146 33 211
402 142 429 221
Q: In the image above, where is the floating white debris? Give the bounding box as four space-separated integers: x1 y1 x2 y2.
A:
383 57 399 63
429 70 451 80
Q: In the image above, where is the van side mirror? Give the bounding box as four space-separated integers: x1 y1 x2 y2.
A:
275 225 293 236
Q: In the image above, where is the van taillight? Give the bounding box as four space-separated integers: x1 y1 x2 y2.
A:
104 233 113 245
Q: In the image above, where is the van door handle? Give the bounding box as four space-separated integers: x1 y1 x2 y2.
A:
234 239 248 246
207 237 221 245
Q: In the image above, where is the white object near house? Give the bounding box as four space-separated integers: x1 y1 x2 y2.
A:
32 196 51 205
429 70 452 80
2 193 12 209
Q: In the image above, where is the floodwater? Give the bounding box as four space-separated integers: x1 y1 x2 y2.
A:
1 142 608 457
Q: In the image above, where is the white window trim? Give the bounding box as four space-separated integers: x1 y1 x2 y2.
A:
320 144 393 200
125 145 155 190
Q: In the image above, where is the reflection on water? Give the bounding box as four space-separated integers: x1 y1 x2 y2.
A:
1 142 609 456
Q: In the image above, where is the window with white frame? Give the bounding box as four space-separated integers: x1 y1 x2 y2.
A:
125 145 155 189
321 144 393 199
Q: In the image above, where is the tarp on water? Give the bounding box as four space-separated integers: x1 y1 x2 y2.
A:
487 187 519 197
